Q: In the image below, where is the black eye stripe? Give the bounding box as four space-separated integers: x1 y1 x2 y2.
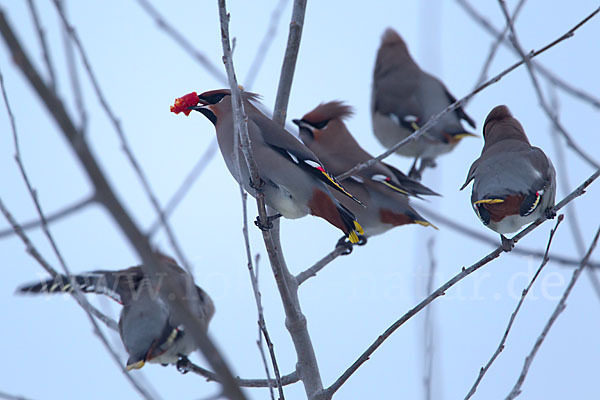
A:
200 93 229 104
302 119 329 129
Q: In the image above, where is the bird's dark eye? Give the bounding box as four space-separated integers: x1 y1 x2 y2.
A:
303 120 329 129
200 92 229 104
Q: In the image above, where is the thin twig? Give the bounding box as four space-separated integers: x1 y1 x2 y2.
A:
547 87 600 300
505 225 600 399
464 215 564 399
423 238 437 400
417 204 600 268
336 6 600 181
57 0 87 133
296 245 351 285
25 0 56 91
51 0 195 275
0 12 245 400
455 0 600 109
499 1 599 171
323 169 600 397
135 0 227 84
177 358 300 388
1 64 152 397
469 0 526 95
147 139 218 236
0 195 95 239
244 0 289 90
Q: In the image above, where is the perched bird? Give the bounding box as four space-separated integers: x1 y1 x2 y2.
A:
179 89 364 243
371 28 476 178
461 105 556 251
294 101 438 246
17 254 214 371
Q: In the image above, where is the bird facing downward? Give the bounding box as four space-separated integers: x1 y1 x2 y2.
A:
371 28 476 179
178 89 365 243
461 105 556 251
17 254 215 371
294 101 439 242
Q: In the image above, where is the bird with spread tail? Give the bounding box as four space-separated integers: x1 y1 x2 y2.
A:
294 101 439 249
17 253 214 371
172 89 365 244
461 105 556 251
371 28 476 179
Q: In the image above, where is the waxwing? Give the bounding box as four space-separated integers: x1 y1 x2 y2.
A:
371 28 476 178
175 89 364 243
18 253 214 370
461 105 556 250
294 101 438 244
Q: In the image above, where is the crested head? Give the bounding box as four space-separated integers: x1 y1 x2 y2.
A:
197 89 261 105
380 28 410 55
301 101 354 125
483 105 530 146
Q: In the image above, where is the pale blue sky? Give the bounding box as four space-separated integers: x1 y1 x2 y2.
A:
1 1 599 399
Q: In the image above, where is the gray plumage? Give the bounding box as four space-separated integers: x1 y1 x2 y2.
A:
294 101 438 237
189 89 364 243
371 28 476 173
461 105 556 235
17 254 214 370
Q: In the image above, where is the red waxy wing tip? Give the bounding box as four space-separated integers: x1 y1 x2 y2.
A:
170 92 199 116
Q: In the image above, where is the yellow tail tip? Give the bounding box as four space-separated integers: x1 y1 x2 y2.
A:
126 360 145 371
348 231 359 244
353 221 364 235
474 198 505 204
415 220 439 230
454 132 478 140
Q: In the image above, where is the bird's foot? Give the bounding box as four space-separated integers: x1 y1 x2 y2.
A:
176 356 191 374
408 158 421 180
501 235 515 252
254 213 282 231
336 236 354 255
545 207 557 220
249 177 265 191
357 235 368 246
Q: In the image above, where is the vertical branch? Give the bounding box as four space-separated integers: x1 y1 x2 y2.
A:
25 0 56 91
422 238 438 400
505 226 600 399
0 12 245 400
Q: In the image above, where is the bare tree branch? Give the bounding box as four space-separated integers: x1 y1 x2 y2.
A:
417 204 600 268
244 0 289 90
469 0 526 95
323 168 600 397
0 195 95 239
177 358 300 388
51 0 195 275
455 0 600 109
135 0 228 84
498 1 599 171
217 1 323 398
505 225 600 400
422 238 437 400
296 245 351 286
147 139 218 236
337 5 600 181
25 0 56 91
0 11 245 400
464 215 564 399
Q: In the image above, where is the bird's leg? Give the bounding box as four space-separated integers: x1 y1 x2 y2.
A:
408 157 421 180
336 236 354 255
254 213 282 231
500 234 515 252
414 158 436 181
357 235 368 246
545 207 557 220
249 177 265 191
176 356 191 374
